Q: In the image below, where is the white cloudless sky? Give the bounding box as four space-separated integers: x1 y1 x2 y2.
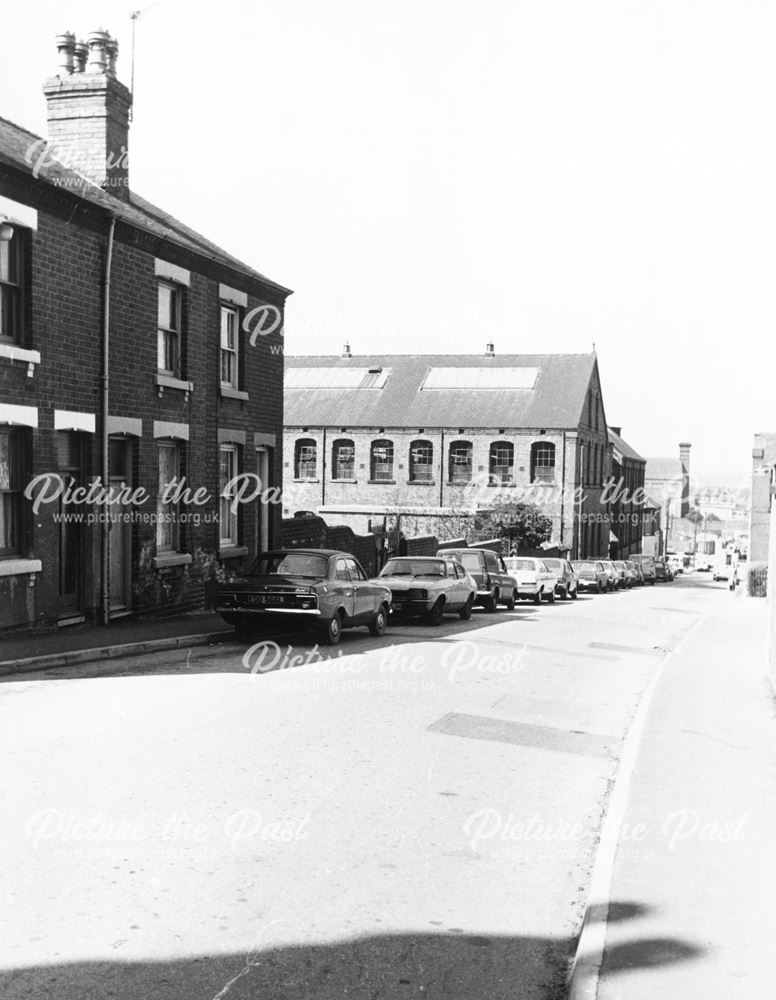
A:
2 0 774 484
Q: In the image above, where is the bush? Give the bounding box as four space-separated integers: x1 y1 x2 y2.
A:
747 562 768 598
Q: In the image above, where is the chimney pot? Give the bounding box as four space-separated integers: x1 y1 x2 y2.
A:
55 32 76 75
73 40 88 73
86 29 110 73
105 37 119 78
485 341 495 357
342 342 351 358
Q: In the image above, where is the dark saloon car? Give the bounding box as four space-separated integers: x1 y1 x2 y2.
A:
217 549 392 645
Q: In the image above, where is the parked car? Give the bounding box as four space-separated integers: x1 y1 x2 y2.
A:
378 556 477 623
438 548 518 611
654 558 671 582
599 559 620 591
504 556 560 603
629 554 657 584
667 554 684 575
615 560 636 587
217 548 392 645
571 560 609 593
626 560 645 585
611 560 632 588
542 557 578 600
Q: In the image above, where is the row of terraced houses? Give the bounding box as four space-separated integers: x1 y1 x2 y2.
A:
1 30 649 632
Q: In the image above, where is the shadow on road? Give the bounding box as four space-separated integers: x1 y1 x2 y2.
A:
1 900 702 1000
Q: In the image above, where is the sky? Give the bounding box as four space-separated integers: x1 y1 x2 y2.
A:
1 0 774 485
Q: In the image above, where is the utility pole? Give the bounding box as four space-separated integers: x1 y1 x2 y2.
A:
767 471 776 681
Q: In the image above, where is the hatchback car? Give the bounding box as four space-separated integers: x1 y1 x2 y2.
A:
216 549 392 645
613 560 634 588
626 560 645 585
504 556 560 603
571 560 609 593
630 554 657 584
542 557 578 600
377 556 477 623
599 560 620 590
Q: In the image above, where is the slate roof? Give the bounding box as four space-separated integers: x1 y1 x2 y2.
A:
645 458 685 481
0 114 291 296
608 428 645 464
284 353 597 429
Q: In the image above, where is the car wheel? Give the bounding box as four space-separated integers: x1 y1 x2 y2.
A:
649 580 655 586
426 598 445 626
368 605 388 637
598 582 605 593
558 586 567 601
545 588 555 604
459 595 474 620
323 611 342 645
483 590 498 613
533 590 542 605
505 590 516 610
570 587 578 600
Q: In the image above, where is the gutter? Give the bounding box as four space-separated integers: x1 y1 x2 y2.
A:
101 215 116 626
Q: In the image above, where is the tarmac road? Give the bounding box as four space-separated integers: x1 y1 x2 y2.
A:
1 574 722 1000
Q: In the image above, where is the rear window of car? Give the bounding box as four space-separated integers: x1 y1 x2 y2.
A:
247 553 329 578
573 562 597 571
380 559 447 577
543 559 562 569
454 552 483 571
510 559 536 571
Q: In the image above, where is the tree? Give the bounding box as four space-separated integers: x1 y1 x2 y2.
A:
472 500 553 552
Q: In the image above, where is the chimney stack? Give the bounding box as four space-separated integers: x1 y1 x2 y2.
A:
341 342 351 358
679 442 691 467
610 426 622 437
43 29 132 198
485 341 495 357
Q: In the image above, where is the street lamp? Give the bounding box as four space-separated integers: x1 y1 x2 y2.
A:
0 218 14 242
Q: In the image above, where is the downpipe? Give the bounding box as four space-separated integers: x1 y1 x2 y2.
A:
100 216 116 626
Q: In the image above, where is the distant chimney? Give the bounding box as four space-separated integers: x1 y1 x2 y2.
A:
341 341 351 358
43 29 132 198
610 426 622 437
679 442 691 467
485 341 495 357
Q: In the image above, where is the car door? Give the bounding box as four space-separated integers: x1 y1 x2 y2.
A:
345 557 374 621
334 558 357 621
448 561 467 609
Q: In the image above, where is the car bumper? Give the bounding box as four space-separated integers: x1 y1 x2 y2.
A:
217 606 322 619
577 579 600 590
516 584 541 596
389 598 432 615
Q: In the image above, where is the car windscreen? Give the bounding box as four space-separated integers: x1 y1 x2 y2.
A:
246 553 329 578
573 562 597 571
380 559 447 577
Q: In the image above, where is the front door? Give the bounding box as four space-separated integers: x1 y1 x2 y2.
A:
108 438 133 613
57 431 87 619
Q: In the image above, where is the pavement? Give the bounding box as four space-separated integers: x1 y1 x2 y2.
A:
572 585 776 999
0 612 233 675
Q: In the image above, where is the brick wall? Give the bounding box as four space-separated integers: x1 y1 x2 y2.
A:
0 176 288 630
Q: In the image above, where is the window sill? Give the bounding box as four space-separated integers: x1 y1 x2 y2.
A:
406 480 436 486
530 480 556 487
486 481 517 487
219 545 249 560
368 479 396 485
0 558 42 578
448 480 473 487
331 477 357 484
0 342 40 375
293 478 319 484
153 552 193 570
156 373 193 397
220 386 249 401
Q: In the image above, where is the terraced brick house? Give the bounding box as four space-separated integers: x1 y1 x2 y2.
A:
0 30 291 631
